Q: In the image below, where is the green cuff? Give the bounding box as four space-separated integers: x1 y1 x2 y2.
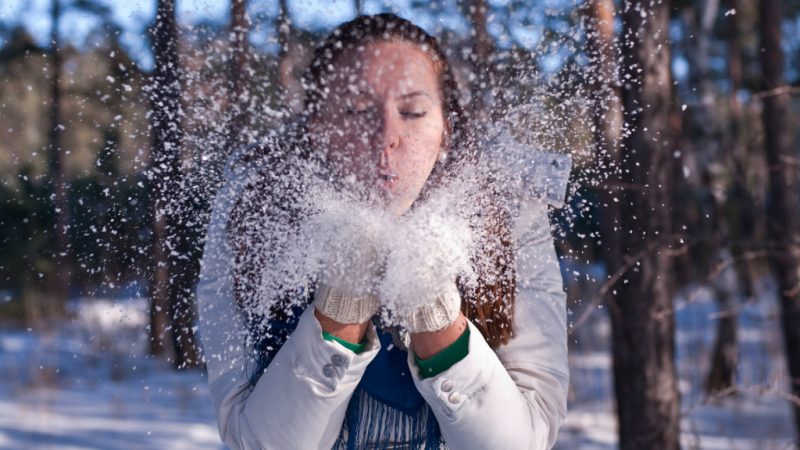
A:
322 330 367 354
414 326 470 379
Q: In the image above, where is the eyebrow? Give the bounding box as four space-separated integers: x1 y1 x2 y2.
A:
397 91 432 100
344 89 433 101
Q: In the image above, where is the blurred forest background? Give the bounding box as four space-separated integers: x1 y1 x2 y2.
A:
0 0 799 448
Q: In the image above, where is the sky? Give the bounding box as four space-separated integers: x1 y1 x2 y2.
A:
0 0 371 37
0 0 585 79
0 0 470 69
0 0 399 69
1 0 736 84
1 1 798 87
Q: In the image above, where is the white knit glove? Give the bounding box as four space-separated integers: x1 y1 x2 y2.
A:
305 194 389 324
314 282 380 325
378 195 476 333
404 283 463 333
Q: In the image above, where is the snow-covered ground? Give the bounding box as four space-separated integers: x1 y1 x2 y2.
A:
558 274 797 449
0 279 796 449
0 299 221 450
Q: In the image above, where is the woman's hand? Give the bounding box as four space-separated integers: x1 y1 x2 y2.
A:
312 237 382 341
314 308 372 343
311 231 383 333
409 312 468 359
377 193 476 337
305 193 391 340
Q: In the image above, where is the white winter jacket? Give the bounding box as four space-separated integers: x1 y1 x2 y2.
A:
196 150 569 450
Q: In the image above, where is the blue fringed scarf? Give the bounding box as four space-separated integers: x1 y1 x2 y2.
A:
248 301 444 449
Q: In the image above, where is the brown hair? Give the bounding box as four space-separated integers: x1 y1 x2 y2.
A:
228 13 516 348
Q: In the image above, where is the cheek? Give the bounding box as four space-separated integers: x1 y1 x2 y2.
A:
314 120 371 169
398 121 444 180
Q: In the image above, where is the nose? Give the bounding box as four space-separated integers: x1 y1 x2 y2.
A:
377 111 400 169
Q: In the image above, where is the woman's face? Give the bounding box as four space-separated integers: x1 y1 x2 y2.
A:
309 41 446 215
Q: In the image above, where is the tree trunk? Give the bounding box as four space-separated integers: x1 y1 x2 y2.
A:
706 295 739 393
277 0 303 113
681 0 742 397
705 248 740 395
759 0 800 438
610 1 681 449
149 211 170 357
724 0 755 304
225 0 249 152
47 0 68 324
148 0 202 369
468 0 493 122
705 0 749 396
148 0 178 358
585 0 623 282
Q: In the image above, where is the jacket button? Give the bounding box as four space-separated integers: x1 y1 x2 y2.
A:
331 354 346 367
322 364 336 377
440 380 453 392
447 391 462 404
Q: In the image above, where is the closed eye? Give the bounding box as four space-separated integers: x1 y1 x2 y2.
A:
400 111 427 119
345 106 371 115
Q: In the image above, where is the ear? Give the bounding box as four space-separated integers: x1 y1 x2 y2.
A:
438 132 449 162
440 118 452 156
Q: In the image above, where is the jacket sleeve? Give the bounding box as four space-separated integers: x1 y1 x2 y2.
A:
196 151 381 450
407 198 569 450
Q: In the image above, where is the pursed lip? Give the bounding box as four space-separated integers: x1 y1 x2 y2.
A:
377 170 398 191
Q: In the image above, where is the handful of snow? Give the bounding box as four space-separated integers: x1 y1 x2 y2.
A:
298 188 393 296
252 138 571 326
285 183 477 328
377 191 477 326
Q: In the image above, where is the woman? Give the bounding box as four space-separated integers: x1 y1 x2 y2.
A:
197 13 568 450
